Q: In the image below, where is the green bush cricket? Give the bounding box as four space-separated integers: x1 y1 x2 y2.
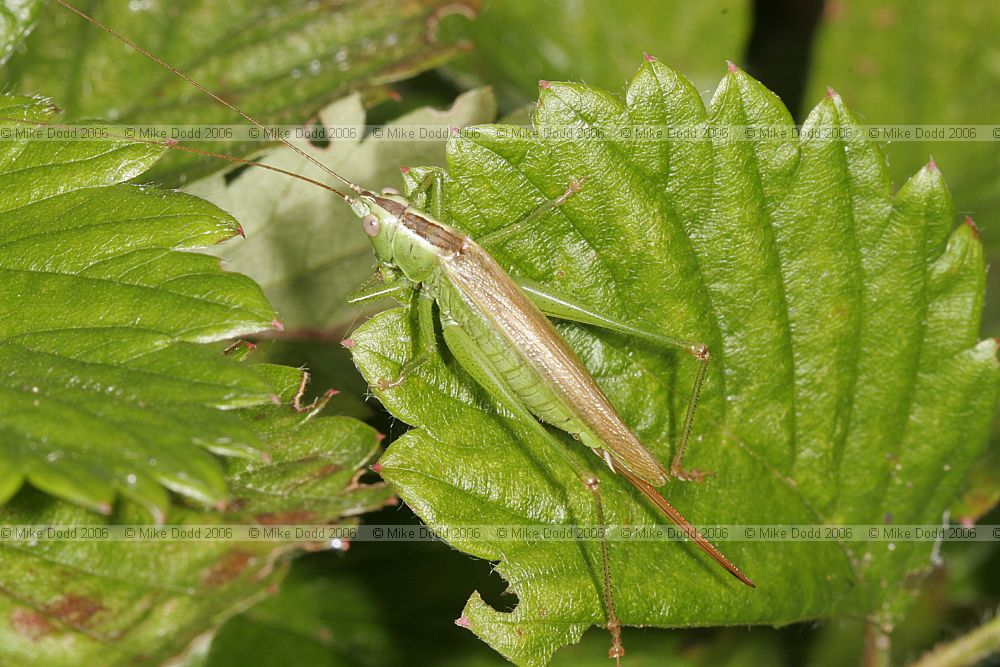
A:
55 1 755 661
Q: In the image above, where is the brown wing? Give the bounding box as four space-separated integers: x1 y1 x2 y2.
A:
442 238 668 486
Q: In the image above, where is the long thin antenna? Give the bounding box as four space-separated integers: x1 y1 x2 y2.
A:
166 142 352 202
53 0 363 195
0 112 354 200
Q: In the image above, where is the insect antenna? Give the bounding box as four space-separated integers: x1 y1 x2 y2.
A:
0 111 355 201
54 0 364 197
164 142 353 202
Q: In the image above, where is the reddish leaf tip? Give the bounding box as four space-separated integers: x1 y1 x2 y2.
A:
400 165 410 175
387 495 400 506
246 341 257 350
235 223 246 238
371 463 382 473
271 319 285 332
643 52 654 62
964 216 980 239
449 125 460 136
324 388 339 397
826 86 839 99
926 157 938 172
388 89 402 102
538 79 550 89
375 431 386 443
341 337 355 349
727 60 738 73
164 138 178 147
455 616 472 629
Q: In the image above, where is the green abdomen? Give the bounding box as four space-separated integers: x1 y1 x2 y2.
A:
434 278 578 431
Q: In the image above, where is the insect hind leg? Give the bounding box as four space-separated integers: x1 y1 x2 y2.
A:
515 282 717 483
668 343 714 483
581 470 625 664
438 319 626 662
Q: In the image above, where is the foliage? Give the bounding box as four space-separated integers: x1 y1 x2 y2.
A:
7 0 479 183
349 61 997 664
2 2 997 666
0 365 390 666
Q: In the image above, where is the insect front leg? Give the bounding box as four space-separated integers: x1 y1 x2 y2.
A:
438 318 625 664
517 278 714 483
399 166 446 220
346 267 412 305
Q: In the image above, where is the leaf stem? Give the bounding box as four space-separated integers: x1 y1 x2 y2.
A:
909 613 1000 667
863 621 892 667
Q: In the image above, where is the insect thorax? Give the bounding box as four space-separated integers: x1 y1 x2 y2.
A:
390 210 467 283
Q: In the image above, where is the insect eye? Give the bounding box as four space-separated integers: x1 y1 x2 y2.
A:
362 214 380 237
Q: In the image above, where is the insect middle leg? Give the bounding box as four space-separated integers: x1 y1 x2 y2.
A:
376 289 437 390
439 319 625 663
517 279 714 482
475 178 583 248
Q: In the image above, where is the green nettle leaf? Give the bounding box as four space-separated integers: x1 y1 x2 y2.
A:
191 88 497 331
348 60 999 665
0 365 390 667
804 0 1000 256
7 0 479 183
0 94 284 518
206 550 787 667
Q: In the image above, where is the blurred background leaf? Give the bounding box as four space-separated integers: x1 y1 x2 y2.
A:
440 0 750 113
0 0 39 64
7 0 480 183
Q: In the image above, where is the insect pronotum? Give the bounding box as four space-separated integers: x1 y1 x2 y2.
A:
53 1 754 662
